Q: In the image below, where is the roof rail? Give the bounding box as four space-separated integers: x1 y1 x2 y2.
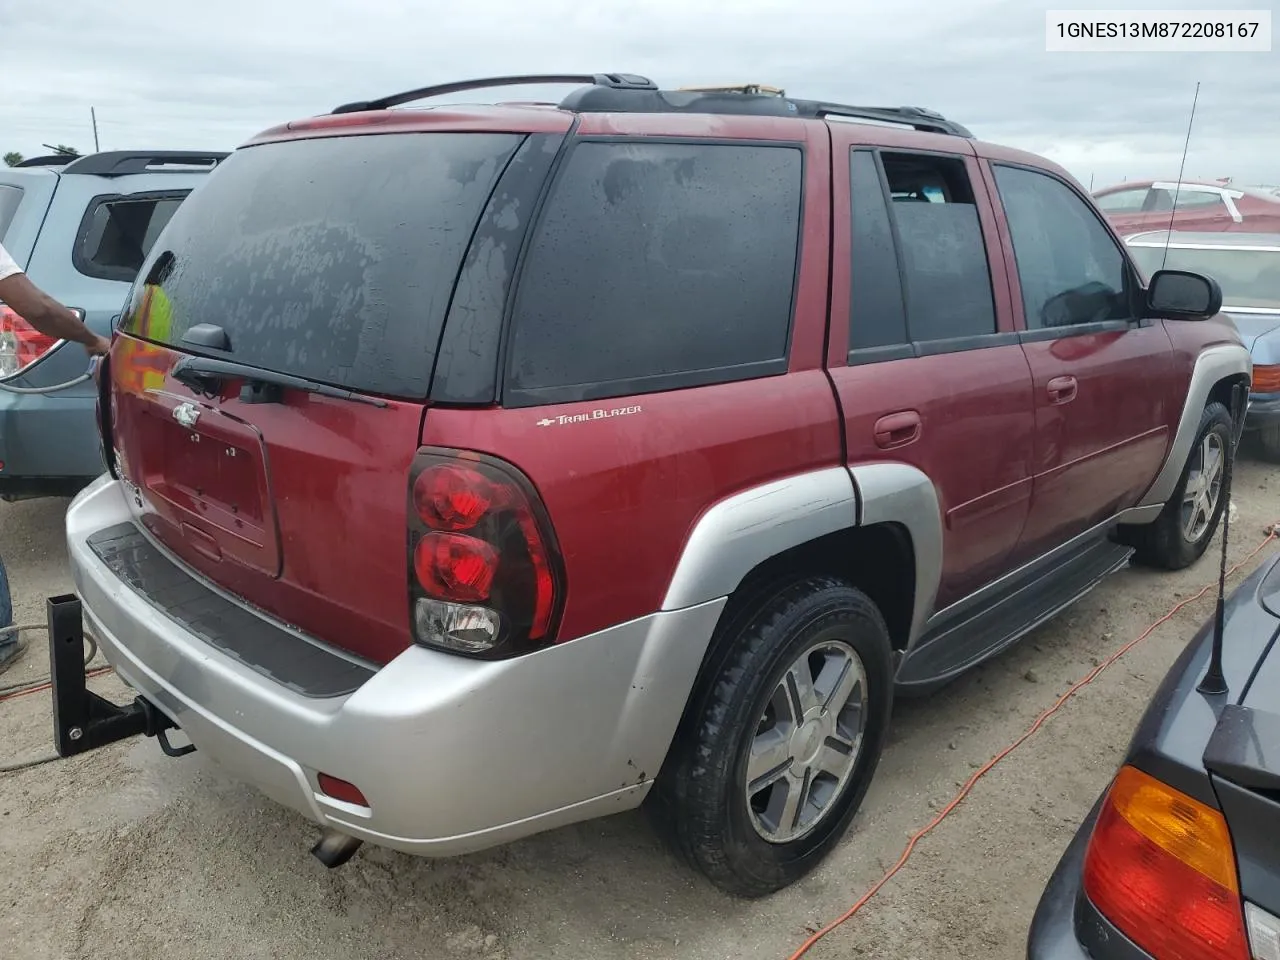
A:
331 73 657 114
791 102 973 137
59 150 229 178
13 154 77 168
678 84 787 97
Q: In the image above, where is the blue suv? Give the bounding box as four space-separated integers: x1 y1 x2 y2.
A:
0 150 224 500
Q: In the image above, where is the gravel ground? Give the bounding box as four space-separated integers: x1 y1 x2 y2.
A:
2 456 1277 960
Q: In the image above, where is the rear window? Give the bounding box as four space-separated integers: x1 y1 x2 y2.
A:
120 132 523 398
0 185 23 240
505 140 802 405
75 194 186 282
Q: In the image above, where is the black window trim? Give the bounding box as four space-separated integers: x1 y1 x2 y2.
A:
847 145 1006 365
72 188 191 283
500 134 806 409
989 160 1146 340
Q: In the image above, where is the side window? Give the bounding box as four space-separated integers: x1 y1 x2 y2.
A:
75 194 186 282
848 150 907 352
880 152 997 342
506 140 802 404
993 165 1133 331
1094 188 1148 213
1175 190 1225 210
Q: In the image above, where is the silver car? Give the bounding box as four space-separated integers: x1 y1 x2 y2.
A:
0 151 223 500
1126 230 1280 460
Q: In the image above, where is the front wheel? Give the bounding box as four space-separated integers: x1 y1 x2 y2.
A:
1125 401 1233 570
652 577 893 897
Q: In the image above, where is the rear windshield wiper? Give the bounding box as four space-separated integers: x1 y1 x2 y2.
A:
171 356 389 408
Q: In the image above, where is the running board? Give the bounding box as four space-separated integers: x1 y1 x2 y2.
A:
895 539 1134 694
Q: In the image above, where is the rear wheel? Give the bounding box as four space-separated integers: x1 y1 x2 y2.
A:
652 577 893 897
1126 402 1233 570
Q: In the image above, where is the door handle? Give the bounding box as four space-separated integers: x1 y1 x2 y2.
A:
874 410 922 449
1047 375 1078 404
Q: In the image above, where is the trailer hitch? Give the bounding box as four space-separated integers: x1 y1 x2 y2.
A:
47 594 194 758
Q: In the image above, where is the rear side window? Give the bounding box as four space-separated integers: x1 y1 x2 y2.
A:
0 185 23 240
848 150 908 352
880 153 996 343
121 132 523 398
505 140 802 405
75 194 186 282
1094 188 1148 213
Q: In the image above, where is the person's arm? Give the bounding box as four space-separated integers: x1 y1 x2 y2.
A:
0 272 111 356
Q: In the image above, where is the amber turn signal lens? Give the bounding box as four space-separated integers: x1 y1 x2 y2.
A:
1252 363 1280 395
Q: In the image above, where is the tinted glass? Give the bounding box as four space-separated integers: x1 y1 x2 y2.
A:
121 133 522 398
78 196 185 281
994 165 1132 330
0 185 22 240
507 140 801 401
1128 245 1280 308
1094 188 1147 212
883 153 996 341
849 151 907 350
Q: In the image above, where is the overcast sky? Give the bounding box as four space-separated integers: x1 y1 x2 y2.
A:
2 0 1276 189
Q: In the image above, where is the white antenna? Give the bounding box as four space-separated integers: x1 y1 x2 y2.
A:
1161 82 1200 271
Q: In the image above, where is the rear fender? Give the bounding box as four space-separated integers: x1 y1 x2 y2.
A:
661 463 942 649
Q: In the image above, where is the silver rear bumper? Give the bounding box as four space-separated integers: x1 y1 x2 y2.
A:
67 475 725 856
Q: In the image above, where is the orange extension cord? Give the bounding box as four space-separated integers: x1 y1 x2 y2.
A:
786 524 1280 960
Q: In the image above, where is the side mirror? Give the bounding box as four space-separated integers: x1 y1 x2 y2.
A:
1146 269 1222 321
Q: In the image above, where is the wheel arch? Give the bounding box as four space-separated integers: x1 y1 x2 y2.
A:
661 462 942 675
1137 342 1252 511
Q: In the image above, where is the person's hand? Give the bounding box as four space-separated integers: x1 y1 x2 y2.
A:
82 333 112 357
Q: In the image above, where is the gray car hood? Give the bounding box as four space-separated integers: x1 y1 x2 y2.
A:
1225 309 1280 360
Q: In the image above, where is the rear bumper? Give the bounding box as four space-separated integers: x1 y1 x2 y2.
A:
1246 394 1280 430
0 386 100 493
1027 801 1152 960
67 476 725 856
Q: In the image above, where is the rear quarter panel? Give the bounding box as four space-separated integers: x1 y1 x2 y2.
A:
422 116 842 641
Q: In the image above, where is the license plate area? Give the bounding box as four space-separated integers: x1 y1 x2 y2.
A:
137 393 280 576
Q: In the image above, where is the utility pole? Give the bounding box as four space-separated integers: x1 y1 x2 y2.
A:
91 107 100 152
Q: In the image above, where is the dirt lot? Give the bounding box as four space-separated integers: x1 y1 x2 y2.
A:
2 458 1278 960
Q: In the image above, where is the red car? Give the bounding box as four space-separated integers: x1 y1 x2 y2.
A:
53 74 1251 897
1093 178 1280 237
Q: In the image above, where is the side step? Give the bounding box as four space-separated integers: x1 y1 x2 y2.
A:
896 539 1134 693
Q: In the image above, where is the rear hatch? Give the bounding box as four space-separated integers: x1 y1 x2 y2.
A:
108 126 532 663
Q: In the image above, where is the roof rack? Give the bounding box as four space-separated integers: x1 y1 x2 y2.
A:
791 102 972 137
331 73 657 114
678 84 787 97
59 150 229 178
13 154 77 168
326 73 972 138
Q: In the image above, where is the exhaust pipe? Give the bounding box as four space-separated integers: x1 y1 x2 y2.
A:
311 829 363 869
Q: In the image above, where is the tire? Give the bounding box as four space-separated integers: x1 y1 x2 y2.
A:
1126 401 1233 570
1256 424 1280 464
651 577 893 897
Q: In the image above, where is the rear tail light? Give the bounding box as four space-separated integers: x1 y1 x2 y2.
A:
407 448 564 658
1083 764 1249 960
0 305 60 377
1252 364 1280 394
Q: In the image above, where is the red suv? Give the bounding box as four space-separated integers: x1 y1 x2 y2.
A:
58 74 1251 897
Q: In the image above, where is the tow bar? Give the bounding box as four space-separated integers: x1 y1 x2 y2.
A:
47 594 194 758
